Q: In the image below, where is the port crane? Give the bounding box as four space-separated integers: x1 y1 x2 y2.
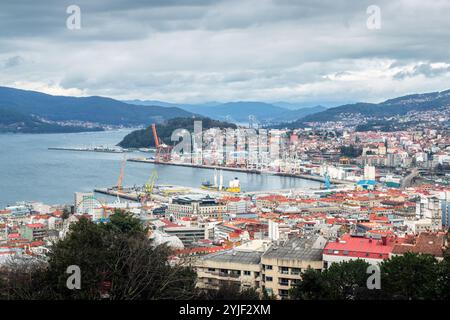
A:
116 154 127 191
145 170 158 198
151 123 172 162
139 170 158 204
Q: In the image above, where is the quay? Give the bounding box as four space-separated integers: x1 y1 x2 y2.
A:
128 158 351 185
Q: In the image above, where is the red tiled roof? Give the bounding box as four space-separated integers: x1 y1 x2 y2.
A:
26 223 45 229
324 234 397 260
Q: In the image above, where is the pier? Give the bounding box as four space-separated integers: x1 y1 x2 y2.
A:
128 157 352 185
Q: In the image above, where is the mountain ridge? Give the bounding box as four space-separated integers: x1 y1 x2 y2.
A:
0 86 194 133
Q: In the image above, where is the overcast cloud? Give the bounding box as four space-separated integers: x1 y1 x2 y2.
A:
0 0 449 105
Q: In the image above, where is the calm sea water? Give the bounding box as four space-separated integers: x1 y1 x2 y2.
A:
0 130 319 207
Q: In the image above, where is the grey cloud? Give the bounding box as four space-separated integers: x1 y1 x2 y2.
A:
3 55 24 68
394 63 450 80
0 0 449 104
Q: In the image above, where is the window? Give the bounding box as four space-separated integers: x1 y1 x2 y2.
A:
278 289 289 298
279 267 289 274
327 249 333 254
343 250 349 255
265 276 273 282
243 271 251 276
265 265 273 270
291 268 301 275
208 268 216 272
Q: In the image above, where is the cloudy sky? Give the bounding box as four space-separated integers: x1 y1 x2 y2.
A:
0 0 449 105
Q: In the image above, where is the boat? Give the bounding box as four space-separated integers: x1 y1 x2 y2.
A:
200 170 241 193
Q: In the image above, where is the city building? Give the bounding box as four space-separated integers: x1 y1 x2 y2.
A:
261 236 327 299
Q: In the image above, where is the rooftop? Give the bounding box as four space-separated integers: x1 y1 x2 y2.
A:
262 236 326 261
200 249 262 265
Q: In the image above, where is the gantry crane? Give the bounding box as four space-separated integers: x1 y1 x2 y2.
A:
151 123 172 162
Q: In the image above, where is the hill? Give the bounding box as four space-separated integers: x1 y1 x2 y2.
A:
0 86 194 132
275 89 450 128
118 117 237 148
0 107 102 133
302 90 450 122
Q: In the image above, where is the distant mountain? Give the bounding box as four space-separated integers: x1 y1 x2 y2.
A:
175 102 325 123
271 102 332 110
118 117 237 148
123 99 327 123
176 102 284 123
123 100 222 108
275 89 450 128
0 86 194 133
122 99 180 108
274 105 327 122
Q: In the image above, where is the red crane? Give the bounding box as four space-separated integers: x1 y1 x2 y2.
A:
151 123 172 162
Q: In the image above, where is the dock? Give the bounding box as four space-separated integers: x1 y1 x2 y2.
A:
128 157 352 185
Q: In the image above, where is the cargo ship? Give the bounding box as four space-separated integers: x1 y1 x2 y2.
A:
201 169 241 193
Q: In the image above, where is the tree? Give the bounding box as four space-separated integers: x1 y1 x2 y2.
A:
436 254 450 300
62 207 71 220
340 145 362 158
197 282 261 300
290 260 380 300
0 211 197 300
324 260 374 300
379 253 440 300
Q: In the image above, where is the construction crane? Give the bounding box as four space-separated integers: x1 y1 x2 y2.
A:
116 154 127 191
151 123 172 162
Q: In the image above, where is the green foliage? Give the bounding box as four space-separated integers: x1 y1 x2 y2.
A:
61 207 71 220
0 211 197 300
380 253 440 300
289 260 374 300
290 254 449 301
197 282 261 300
340 145 362 158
